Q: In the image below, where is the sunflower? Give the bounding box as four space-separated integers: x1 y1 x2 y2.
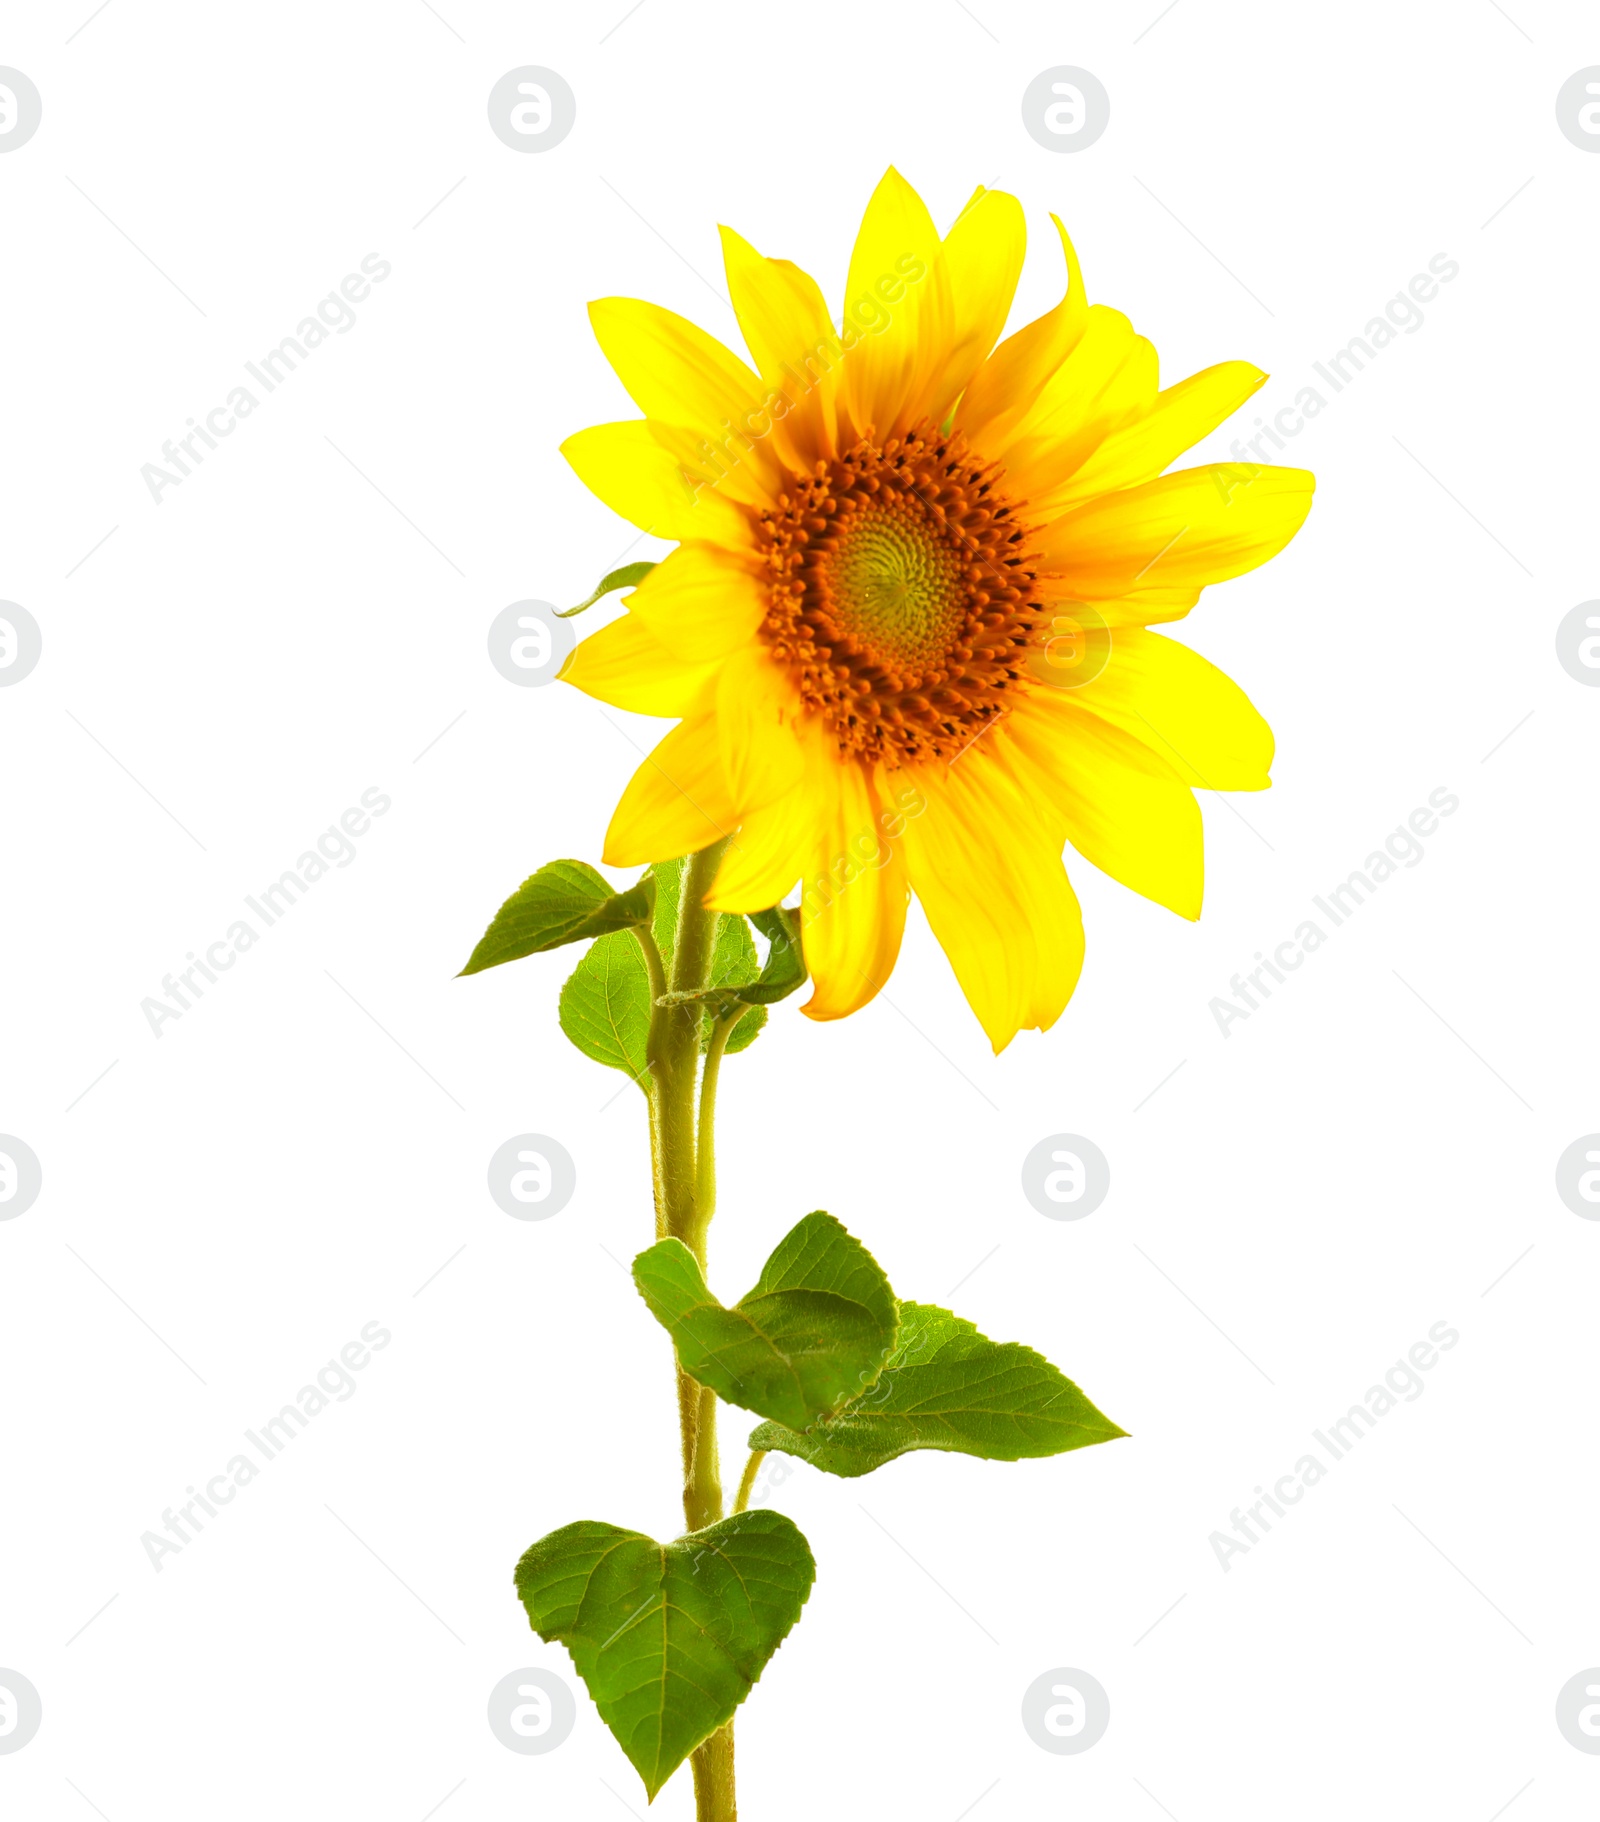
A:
558 169 1313 1050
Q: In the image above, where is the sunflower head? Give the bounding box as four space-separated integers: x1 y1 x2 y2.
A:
559 169 1313 1051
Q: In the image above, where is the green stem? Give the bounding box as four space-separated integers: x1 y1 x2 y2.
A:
643 841 736 1822
733 1451 765 1515
670 842 729 1018
634 921 669 1010
691 1008 742 1258
686 1383 722 1535
643 844 725 1256
645 1053 695 1246
691 1724 737 1820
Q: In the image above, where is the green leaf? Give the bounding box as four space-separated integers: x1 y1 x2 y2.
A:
633 1212 898 1429
558 931 652 1085
739 905 806 1005
748 1301 1127 1478
514 1510 814 1800
708 907 760 989
723 1001 767 1054
706 909 765 1053
557 560 657 618
459 860 652 976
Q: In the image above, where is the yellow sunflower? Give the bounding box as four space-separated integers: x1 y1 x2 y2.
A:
558 168 1313 1050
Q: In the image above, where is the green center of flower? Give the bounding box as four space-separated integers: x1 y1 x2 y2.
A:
755 422 1046 766
823 507 968 673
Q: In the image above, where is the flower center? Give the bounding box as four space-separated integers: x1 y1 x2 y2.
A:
755 423 1046 766
823 505 968 672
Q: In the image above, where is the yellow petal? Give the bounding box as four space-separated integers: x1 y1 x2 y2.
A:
838 167 952 441
1025 859 1086 1035
561 419 751 545
925 187 1027 423
991 305 1158 492
558 611 718 716
707 720 843 910
1034 462 1314 599
714 644 805 814
1003 692 1202 919
898 758 1084 1050
706 784 812 910
626 541 768 661
588 297 775 459
796 762 910 1021
640 419 776 513
719 225 841 457
719 227 839 382
1068 629 1274 790
602 717 739 866
1061 581 1207 629
952 738 1089 1033
1035 361 1266 515
957 213 1088 447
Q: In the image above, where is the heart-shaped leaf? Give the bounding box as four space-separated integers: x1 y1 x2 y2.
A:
514 1511 814 1799
460 859 652 976
634 1212 898 1429
748 1301 1127 1478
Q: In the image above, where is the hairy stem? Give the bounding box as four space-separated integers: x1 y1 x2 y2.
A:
633 919 669 1008
686 1383 723 1533
691 1724 736 1821
644 841 736 1821
644 839 727 1286
670 843 730 1031
646 1054 696 1246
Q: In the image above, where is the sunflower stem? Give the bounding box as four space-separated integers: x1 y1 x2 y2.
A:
691 1723 737 1821
633 920 669 1012
691 1006 743 1258
733 1451 766 1516
644 840 737 1821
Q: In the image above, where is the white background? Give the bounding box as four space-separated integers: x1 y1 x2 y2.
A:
3 1 1597 1817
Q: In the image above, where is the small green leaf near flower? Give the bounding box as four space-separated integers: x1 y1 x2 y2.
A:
459 859 652 976
556 559 658 619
